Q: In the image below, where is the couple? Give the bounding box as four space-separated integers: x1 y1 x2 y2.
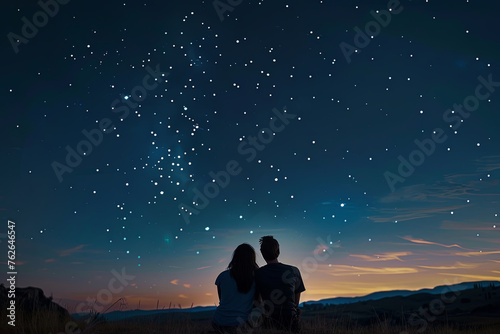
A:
212 236 305 333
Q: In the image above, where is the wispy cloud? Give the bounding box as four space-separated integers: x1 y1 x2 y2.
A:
401 236 467 249
379 182 474 204
475 155 500 172
440 220 498 231
197 266 212 270
324 264 418 276
60 244 88 257
170 279 179 285
350 252 412 262
439 273 500 281
453 250 500 257
183 284 191 288
418 261 478 270
369 205 465 223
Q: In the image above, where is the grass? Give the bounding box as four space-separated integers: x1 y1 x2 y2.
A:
2 308 500 334
76 316 500 334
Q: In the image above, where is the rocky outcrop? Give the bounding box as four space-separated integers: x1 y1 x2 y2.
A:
0 284 80 333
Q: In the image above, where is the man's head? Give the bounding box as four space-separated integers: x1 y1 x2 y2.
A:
260 235 280 262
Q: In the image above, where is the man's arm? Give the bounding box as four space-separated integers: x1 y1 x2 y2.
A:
217 285 221 301
294 266 305 306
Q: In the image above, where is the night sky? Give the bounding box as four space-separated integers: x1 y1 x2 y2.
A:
1 0 500 310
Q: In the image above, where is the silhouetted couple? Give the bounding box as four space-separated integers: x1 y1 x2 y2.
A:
212 236 306 333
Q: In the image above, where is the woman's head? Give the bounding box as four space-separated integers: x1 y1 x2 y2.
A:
230 243 257 267
228 243 258 293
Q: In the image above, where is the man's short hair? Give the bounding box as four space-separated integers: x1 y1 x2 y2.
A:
260 235 280 261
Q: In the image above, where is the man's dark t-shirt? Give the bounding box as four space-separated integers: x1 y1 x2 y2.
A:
255 262 305 317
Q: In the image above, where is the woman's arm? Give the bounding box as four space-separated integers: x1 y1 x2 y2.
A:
254 290 262 307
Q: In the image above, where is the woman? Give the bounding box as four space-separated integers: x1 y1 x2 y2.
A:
212 243 259 333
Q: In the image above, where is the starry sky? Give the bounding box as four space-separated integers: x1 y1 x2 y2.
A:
1 0 500 310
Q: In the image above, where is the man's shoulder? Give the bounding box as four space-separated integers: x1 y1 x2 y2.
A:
256 263 301 274
255 265 268 275
278 262 302 274
255 264 277 278
281 263 300 270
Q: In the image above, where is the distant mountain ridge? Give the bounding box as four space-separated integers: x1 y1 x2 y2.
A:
73 305 217 322
304 280 500 306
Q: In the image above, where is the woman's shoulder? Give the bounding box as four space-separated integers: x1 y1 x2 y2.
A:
215 269 231 283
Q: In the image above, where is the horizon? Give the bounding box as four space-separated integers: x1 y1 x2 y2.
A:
2 0 500 313
69 281 500 313
42 279 500 312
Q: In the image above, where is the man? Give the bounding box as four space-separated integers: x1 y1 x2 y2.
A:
255 236 305 333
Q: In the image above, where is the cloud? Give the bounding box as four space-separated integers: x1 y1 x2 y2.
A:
171 280 191 288
401 236 467 249
369 205 465 223
59 244 88 257
453 250 500 257
178 294 188 299
475 155 500 172
324 264 418 276
197 266 212 270
379 182 474 204
349 252 412 262
45 258 56 263
440 220 498 231
418 261 478 270
439 273 500 281
373 175 500 225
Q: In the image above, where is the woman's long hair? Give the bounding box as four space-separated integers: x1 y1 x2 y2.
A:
228 243 259 294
